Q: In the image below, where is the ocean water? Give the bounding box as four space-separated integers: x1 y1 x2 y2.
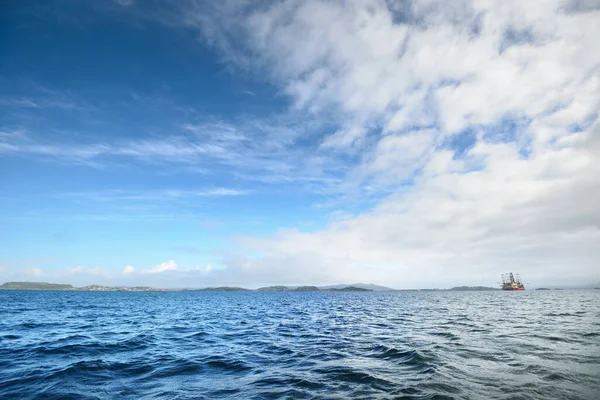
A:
0 290 598 399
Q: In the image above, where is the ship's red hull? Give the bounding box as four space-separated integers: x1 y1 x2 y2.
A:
502 287 525 291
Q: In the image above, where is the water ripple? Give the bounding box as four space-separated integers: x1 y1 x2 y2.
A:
0 290 599 399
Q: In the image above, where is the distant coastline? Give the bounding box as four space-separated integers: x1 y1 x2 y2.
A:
0 281 527 292
3 281 595 292
0 281 385 292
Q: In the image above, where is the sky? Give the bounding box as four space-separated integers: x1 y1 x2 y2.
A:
1 0 599 289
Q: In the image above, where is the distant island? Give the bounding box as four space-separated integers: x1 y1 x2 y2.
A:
255 285 372 292
328 286 372 292
185 286 251 292
0 282 76 290
256 283 395 292
319 283 395 291
256 285 290 292
0 281 374 292
0 282 166 292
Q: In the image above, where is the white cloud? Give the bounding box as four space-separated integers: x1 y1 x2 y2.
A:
172 0 600 287
357 129 436 186
221 118 600 287
236 0 598 141
66 266 84 274
122 265 135 274
62 265 109 277
142 260 178 274
26 267 44 278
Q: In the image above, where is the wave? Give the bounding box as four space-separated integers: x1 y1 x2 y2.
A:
1 290 599 399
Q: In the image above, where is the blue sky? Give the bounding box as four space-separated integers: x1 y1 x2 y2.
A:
0 0 349 283
1 0 599 288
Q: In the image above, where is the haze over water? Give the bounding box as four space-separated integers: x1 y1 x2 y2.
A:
1 290 598 399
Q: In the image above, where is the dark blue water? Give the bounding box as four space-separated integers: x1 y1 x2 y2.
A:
1 290 599 399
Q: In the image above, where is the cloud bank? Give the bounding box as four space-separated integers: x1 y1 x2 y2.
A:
181 0 600 287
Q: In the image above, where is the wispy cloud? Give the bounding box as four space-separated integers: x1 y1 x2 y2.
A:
58 188 248 202
172 245 206 255
0 115 344 192
114 0 135 6
0 82 97 112
65 265 108 277
156 0 600 287
0 129 28 140
122 260 213 277
0 96 89 111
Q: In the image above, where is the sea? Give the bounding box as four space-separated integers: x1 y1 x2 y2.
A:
0 290 598 399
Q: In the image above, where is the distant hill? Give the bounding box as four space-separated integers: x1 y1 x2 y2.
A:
256 285 373 292
319 283 395 291
294 286 320 292
0 282 74 290
256 286 291 292
326 286 372 292
449 286 498 291
78 285 163 292
79 285 116 291
194 286 250 292
0 281 388 292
